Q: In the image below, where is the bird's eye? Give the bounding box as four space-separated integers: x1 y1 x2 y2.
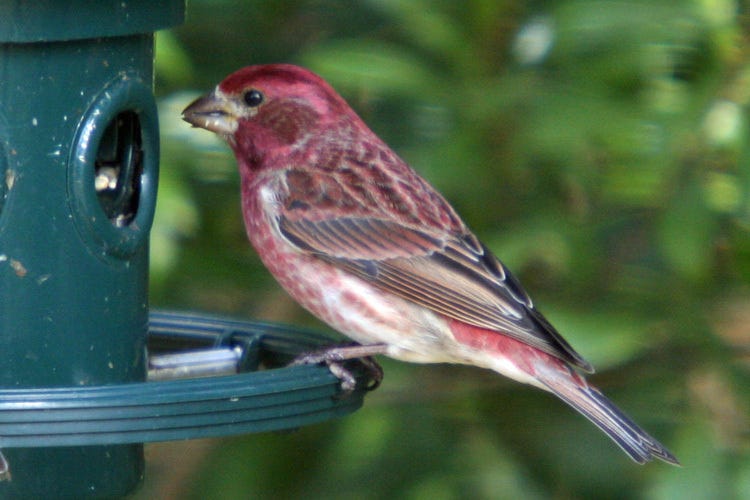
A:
243 89 264 107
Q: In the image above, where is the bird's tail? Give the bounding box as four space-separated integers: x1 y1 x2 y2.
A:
534 361 680 465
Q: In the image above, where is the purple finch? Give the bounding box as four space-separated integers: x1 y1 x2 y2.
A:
182 64 678 465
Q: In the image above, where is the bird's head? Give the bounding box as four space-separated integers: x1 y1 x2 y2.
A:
182 64 352 159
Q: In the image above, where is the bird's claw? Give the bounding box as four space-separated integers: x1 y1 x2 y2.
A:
291 343 386 396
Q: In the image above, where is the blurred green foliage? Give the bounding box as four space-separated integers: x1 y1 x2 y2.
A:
143 0 750 498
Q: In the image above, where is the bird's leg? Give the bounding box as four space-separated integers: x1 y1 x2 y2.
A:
291 343 387 395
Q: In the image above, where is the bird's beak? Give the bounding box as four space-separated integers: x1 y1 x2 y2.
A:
182 90 238 136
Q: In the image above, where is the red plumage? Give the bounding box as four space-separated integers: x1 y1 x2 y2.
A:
182 63 678 465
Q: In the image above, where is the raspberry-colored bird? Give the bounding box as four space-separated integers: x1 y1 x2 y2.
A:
182 64 678 464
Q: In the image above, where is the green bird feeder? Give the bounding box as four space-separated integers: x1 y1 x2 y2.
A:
0 2 375 497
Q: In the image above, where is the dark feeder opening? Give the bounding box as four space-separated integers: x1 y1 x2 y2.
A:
95 111 143 227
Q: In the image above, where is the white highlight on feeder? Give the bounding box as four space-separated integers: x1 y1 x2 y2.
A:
148 346 244 381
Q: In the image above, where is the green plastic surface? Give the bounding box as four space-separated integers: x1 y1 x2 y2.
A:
0 0 184 42
0 1 183 497
0 311 371 448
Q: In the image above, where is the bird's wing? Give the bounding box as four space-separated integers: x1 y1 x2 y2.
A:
277 211 593 372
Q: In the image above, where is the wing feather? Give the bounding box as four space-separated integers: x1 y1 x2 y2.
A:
278 214 593 372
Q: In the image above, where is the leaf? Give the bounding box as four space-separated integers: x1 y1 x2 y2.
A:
301 40 439 97
646 420 729 499
367 0 477 72
658 178 716 282
155 31 194 87
150 166 199 283
540 306 654 369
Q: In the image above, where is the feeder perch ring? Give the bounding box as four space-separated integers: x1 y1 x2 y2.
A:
0 310 375 448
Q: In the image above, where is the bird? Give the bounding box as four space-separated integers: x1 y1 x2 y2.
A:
182 63 678 465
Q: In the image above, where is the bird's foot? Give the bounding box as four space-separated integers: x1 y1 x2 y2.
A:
291 343 387 396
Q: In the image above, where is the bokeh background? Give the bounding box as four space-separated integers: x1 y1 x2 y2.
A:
139 1 749 498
